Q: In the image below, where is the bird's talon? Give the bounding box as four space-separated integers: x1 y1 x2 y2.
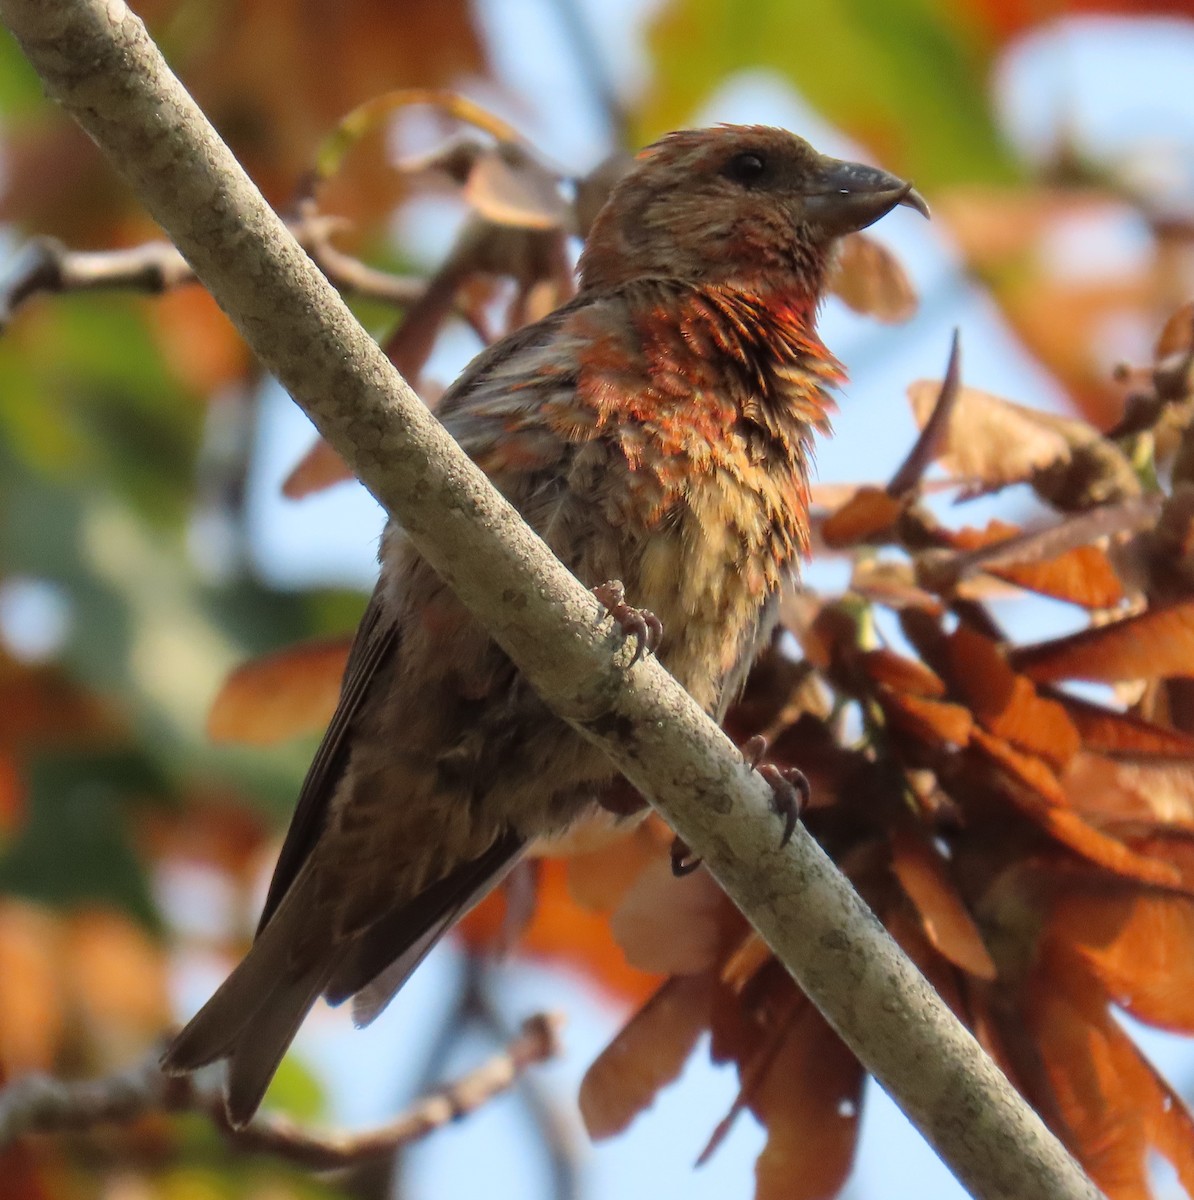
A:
757 762 809 848
670 835 702 876
593 580 663 667
742 734 767 769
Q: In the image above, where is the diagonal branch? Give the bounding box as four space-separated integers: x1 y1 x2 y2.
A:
0 4 1104 1199
0 1015 562 1169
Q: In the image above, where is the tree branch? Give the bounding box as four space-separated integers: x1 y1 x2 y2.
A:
0 3 1104 1199
0 1015 561 1169
0 209 425 330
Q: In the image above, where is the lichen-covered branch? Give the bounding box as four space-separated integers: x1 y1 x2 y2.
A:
0 1015 561 1169
0 3 1105 1198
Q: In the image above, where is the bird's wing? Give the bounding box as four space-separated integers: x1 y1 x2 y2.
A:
328 827 526 1025
255 587 398 933
257 298 600 930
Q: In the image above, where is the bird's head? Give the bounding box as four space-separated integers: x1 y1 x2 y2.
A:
578 125 928 296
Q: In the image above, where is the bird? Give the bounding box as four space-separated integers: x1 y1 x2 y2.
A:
162 124 928 1125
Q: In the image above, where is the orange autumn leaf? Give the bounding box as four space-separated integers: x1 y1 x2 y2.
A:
282 436 355 499
947 627 1080 770
721 931 773 992
610 859 725 976
1014 601 1194 685
987 547 1124 609
564 819 668 912
750 1003 864 1200
457 858 660 1003
1025 956 1194 1198
0 653 121 750
1060 693 1194 758
207 637 351 745
973 730 1186 888
152 287 253 395
579 972 712 1139
0 901 64 1072
1064 752 1194 827
819 486 903 548
889 832 996 979
859 648 946 697
877 688 974 749
1049 890 1194 1033
63 909 170 1047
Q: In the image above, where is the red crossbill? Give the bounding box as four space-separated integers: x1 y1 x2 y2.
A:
164 125 926 1124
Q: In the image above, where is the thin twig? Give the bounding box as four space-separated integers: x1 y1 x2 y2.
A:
0 1014 562 1170
0 211 424 331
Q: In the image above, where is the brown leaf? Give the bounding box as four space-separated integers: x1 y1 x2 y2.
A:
969 727 1067 807
461 147 570 230
890 832 996 979
944 516 1130 609
973 731 1185 888
877 688 974 749
860 649 945 697
906 381 1139 509
1025 952 1194 1197
948 627 1080 771
207 638 351 745
1050 890 1194 1033
850 559 945 613
907 381 1075 490
564 819 667 912
459 858 660 1002
1060 692 1194 758
580 973 712 1139
0 901 63 1071
820 486 904 548
750 1003 864 1200
1063 752 1194 827
988 549 1124 609
1156 299 1194 360
1014 601 1194 685
828 232 917 323
281 438 355 499
610 859 725 975
64 908 169 1056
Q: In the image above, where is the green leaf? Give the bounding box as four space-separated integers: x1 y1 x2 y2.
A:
0 33 48 116
0 749 165 926
641 0 1019 188
264 1053 329 1122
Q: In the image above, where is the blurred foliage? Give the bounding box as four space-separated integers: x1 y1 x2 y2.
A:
4 1 1194 1199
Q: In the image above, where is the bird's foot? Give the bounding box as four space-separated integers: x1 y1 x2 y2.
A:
742 734 810 849
593 580 662 667
667 737 809 878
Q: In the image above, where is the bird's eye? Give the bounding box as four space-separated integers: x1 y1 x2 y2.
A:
722 152 767 186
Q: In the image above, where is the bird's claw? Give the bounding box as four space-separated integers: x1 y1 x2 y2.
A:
593 580 663 667
743 735 809 848
667 738 809 877
670 835 702 877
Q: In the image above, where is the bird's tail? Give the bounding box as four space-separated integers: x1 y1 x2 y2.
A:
162 832 527 1126
161 873 341 1128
